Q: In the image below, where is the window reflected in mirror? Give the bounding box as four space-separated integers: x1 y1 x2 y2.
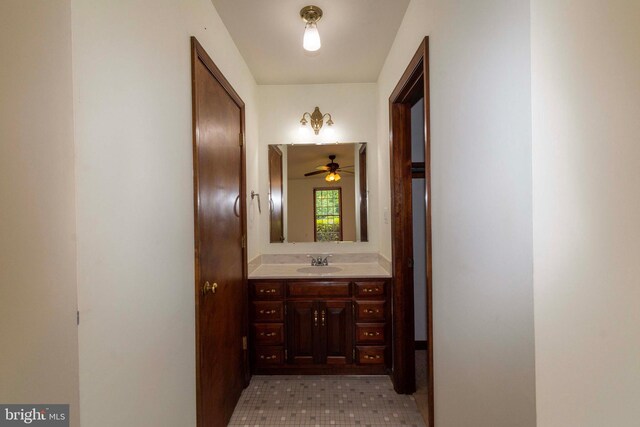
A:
268 143 368 243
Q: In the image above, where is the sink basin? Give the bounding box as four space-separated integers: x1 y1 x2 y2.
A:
296 266 343 274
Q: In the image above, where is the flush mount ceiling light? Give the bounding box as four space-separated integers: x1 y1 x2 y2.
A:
300 5 323 52
300 106 334 135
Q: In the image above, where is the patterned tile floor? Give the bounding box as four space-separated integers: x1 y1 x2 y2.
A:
228 375 426 427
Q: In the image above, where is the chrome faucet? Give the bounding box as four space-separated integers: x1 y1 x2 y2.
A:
309 255 330 266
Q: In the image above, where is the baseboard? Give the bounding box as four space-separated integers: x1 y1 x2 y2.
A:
415 340 427 350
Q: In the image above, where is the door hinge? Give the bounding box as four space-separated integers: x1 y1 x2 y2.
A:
77 310 80 326
284 349 288 360
242 336 247 350
241 234 246 248
353 348 356 360
408 258 414 268
239 133 244 147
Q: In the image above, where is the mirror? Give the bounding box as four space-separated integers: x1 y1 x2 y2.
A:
269 143 368 243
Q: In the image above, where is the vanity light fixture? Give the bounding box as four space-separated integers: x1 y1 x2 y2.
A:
300 5 323 52
300 106 334 135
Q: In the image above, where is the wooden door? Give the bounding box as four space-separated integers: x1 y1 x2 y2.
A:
191 37 247 427
287 301 318 364
323 301 353 364
268 145 284 242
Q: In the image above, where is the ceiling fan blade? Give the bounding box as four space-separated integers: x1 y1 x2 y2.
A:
304 170 327 177
315 166 330 171
337 169 354 174
339 165 354 169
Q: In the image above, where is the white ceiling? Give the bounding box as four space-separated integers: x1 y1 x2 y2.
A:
211 0 410 84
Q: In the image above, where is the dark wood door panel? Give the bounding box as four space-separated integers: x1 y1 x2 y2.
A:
192 37 247 427
287 301 316 364
324 301 353 365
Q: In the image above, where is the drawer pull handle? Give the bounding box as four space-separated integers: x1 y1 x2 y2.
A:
314 309 318 327
258 288 277 294
260 332 277 337
363 354 382 360
259 355 277 360
259 309 277 315
364 309 380 314
364 331 381 337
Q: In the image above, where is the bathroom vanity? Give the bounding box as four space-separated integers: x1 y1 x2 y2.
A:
248 259 391 374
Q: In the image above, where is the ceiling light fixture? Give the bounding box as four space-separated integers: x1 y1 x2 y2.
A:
300 5 323 52
300 106 334 135
325 172 341 183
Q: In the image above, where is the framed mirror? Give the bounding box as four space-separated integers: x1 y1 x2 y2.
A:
269 143 368 243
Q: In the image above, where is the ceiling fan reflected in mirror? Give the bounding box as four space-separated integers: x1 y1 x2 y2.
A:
304 155 354 182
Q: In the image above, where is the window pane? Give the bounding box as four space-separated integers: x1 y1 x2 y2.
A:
314 188 342 242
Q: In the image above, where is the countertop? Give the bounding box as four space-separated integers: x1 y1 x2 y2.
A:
248 262 391 279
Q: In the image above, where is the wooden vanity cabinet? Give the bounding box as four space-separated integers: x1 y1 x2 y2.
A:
249 278 390 375
288 300 352 365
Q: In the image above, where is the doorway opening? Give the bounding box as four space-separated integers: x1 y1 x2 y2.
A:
389 37 433 426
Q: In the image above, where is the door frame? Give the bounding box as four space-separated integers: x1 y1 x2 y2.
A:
191 36 249 426
389 37 434 426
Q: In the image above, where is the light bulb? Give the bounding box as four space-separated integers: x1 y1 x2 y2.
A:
303 23 321 51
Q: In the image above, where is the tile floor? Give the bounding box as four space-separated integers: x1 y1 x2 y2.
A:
228 375 426 427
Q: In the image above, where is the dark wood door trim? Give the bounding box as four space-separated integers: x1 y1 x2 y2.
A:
389 37 434 427
191 36 249 427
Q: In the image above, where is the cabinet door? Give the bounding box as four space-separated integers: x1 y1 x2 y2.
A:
287 301 320 364
322 301 353 365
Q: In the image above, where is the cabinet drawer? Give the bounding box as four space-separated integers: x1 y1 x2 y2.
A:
355 301 386 321
255 346 284 366
356 346 386 365
252 301 284 322
355 323 385 344
253 323 284 346
354 281 386 298
251 281 284 299
288 281 350 298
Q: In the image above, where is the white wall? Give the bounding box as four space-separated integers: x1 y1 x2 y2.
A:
377 0 536 425
257 84 379 255
71 0 258 425
0 1 80 425
532 1 640 425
